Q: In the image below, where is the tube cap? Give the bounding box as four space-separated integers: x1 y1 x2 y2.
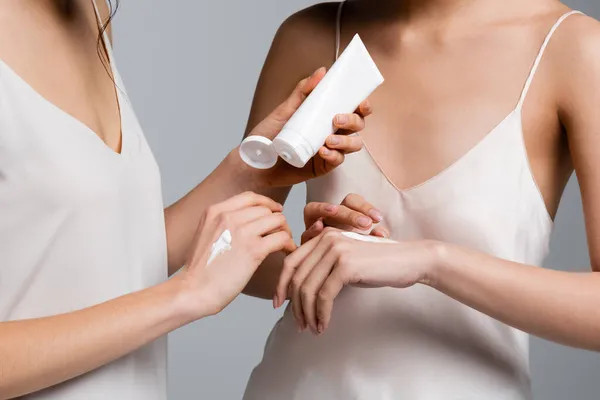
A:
239 136 278 169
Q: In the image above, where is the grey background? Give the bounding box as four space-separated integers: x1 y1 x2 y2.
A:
113 1 600 398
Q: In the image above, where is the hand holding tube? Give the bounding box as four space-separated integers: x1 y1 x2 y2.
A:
241 67 372 187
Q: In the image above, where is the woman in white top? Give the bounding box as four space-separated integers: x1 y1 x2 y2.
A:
241 0 600 399
0 1 369 398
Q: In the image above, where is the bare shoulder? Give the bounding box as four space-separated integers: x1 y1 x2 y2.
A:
548 12 600 90
245 2 341 131
541 12 600 120
269 2 341 76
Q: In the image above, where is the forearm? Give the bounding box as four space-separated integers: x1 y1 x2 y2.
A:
0 277 195 399
429 243 600 351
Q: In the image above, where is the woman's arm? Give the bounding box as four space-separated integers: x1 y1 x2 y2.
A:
427 246 600 350
165 5 370 299
0 279 188 399
278 17 600 348
0 193 292 399
433 15 600 351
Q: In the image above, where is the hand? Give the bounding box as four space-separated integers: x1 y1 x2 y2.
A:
275 229 439 335
246 67 372 187
302 193 388 244
178 192 296 318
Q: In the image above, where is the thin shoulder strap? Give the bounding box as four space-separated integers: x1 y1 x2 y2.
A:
335 1 347 60
517 10 584 109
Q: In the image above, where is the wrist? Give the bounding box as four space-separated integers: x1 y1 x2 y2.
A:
418 240 452 288
223 147 272 191
165 273 215 323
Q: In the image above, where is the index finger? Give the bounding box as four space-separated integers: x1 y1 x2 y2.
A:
341 193 382 223
304 202 339 229
214 192 283 214
269 67 327 123
357 99 372 118
275 232 323 308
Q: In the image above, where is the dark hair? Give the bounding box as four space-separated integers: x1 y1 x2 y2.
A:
97 0 120 67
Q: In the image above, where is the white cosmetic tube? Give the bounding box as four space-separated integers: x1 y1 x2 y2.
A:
239 34 384 169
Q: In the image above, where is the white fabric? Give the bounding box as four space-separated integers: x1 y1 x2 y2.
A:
0 2 167 398
244 6 583 400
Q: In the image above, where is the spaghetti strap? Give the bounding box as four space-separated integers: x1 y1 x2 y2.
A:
517 10 584 109
335 1 347 60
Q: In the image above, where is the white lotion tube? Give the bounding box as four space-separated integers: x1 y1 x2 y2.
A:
239 34 384 169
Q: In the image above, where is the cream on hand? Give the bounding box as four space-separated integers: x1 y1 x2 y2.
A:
206 230 233 266
239 34 385 169
341 231 397 244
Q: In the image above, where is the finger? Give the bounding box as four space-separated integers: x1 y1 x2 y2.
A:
262 215 294 245
299 67 327 96
291 233 337 333
317 267 347 332
341 193 382 223
271 68 327 122
325 206 373 230
317 147 344 169
227 206 273 227
371 226 390 238
291 281 306 332
213 192 282 215
324 134 363 154
259 231 295 260
300 219 324 245
305 201 375 231
357 99 373 118
300 249 338 334
304 202 339 228
240 213 288 238
333 113 365 133
275 234 322 309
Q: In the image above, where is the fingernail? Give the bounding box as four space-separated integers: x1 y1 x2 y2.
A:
321 148 330 156
368 209 382 222
318 324 324 335
336 115 348 125
312 67 325 77
328 136 340 146
325 204 338 212
373 230 389 239
273 295 278 309
357 216 371 228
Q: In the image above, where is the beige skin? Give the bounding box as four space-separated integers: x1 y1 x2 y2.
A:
257 0 600 351
0 0 369 397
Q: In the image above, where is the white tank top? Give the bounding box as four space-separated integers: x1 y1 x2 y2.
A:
0 3 167 399
244 7 582 400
